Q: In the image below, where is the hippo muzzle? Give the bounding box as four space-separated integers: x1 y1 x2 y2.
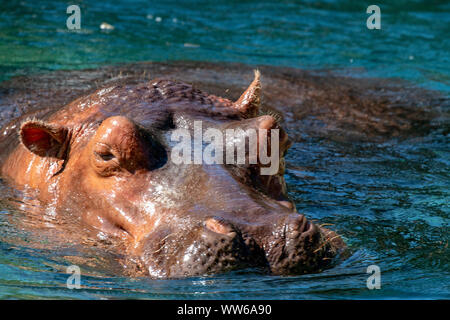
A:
134 176 340 278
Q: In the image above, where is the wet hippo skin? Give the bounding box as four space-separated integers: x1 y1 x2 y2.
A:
0 61 446 278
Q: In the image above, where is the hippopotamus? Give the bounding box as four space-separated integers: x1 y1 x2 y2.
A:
0 69 347 278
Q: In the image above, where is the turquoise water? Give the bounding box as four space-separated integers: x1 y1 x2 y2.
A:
1 0 449 92
0 0 449 299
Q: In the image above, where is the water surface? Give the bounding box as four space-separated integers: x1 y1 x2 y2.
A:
0 0 448 299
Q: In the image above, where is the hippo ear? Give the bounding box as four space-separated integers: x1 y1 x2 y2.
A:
233 70 261 118
20 120 69 159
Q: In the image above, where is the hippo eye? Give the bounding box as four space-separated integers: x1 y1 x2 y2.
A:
91 145 121 177
94 150 115 161
100 152 115 161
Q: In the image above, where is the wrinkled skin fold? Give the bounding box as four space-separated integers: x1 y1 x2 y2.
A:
0 71 345 278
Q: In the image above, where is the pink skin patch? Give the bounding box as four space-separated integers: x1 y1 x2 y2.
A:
23 128 49 143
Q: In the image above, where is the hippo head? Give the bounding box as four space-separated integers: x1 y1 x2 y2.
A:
18 71 343 278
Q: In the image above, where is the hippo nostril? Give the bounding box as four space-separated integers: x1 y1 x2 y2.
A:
287 214 310 237
205 217 235 236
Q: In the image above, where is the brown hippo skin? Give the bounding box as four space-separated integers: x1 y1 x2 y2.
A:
0 71 345 278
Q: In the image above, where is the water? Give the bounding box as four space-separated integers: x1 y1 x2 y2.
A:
0 0 449 299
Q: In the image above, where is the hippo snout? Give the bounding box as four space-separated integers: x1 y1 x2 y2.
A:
141 217 269 278
140 213 340 278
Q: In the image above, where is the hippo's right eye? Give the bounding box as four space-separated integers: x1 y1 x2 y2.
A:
91 144 121 177
95 151 115 161
93 143 117 162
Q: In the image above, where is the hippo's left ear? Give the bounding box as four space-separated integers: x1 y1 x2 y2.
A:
233 70 261 118
20 120 70 159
